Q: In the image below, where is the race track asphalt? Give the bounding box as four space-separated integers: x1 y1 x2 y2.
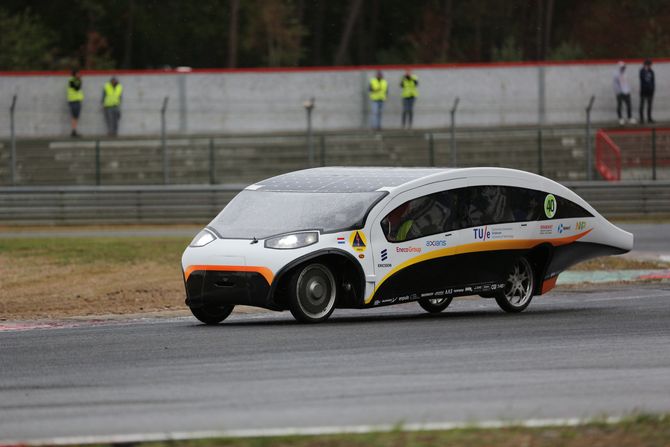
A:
1 284 669 442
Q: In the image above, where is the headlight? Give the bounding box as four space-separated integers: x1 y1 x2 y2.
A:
265 232 318 249
189 229 216 247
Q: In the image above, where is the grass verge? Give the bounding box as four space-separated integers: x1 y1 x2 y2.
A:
68 414 670 447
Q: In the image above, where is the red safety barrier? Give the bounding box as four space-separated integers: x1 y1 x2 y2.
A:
595 129 621 181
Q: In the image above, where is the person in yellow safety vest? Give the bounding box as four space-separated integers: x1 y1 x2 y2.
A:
67 69 84 138
369 70 388 130
102 76 123 137
400 69 419 129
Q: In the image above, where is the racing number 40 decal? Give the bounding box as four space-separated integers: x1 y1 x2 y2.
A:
544 194 557 219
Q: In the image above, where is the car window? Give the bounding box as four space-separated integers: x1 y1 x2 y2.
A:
381 186 592 243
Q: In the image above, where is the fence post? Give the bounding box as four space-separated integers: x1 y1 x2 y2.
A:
319 134 326 167
652 127 657 181
161 96 169 184
95 140 101 186
537 127 544 176
450 97 460 166
304 97 315 166
9 94 17 185
427 133 435 166
209 138 216 185
585 95 596 180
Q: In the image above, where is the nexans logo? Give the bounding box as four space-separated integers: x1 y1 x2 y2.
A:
426 240 448 247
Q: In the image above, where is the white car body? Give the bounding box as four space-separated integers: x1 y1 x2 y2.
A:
182 167 633 323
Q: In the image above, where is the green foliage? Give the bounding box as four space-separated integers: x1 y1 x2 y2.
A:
1 0 669 70
491 36 523 62
0 8 55 70
549 41 586 61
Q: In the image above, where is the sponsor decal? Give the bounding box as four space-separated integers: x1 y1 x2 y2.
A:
426 240 448 247
358 253 365 259
381 248 388 261
473 226 490 241
575 221 587 230
557 224 572 234
396 246 422 253
349 231 367 252
377 263 392 268
489 226 514 240
337 237 346 245
544 194 557 218
540 224 553 235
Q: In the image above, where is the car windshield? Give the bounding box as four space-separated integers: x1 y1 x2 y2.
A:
209 190 387 239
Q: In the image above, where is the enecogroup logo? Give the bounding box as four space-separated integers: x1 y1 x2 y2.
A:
396 246 422 253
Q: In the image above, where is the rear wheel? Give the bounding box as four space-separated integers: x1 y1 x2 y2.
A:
495 257 535 313
289 263 337 323
190 304 235 325
418 296 453 313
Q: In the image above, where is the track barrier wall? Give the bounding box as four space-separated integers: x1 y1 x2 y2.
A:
2 60 670 138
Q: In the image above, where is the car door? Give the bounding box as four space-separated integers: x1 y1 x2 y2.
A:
367 180 467 306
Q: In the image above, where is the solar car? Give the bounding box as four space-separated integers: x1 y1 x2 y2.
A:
182 167 633 324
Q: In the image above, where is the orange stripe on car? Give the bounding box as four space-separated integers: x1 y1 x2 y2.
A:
365 229 592 304
541 276 559 294
184 265 274 285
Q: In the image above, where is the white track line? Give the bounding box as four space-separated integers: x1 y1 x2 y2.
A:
2 417 624 446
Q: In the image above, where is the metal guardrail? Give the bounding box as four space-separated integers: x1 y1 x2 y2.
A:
1 181 669 224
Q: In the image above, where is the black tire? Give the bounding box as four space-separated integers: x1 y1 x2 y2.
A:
190 304 235 325
495 257 535 313
418 296 453 313
289 263 337 323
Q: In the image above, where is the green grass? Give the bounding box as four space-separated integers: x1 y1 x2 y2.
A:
83 414 670 447
0 237 190 265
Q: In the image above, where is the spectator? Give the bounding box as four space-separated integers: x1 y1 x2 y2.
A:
613 61 636 125
400 69 419 129
639 59 655 124
66 69 84 137
369 70 388 130
102 76 123 136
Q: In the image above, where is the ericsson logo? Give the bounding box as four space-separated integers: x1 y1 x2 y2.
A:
381 249 388 261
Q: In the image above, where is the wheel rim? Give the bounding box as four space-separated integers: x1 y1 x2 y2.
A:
296 264 336 319
503 258 533 307
428 297 450 306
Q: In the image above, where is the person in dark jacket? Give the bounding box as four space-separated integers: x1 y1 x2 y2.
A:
639 59 655 124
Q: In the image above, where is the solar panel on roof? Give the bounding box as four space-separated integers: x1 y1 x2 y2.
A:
253 167 450 193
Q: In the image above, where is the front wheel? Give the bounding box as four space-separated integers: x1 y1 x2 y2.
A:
190 304 235 325
418 296 453 313
289 263 337 323
495 257 535 313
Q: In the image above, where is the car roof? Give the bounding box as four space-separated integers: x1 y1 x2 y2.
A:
249 167 454 193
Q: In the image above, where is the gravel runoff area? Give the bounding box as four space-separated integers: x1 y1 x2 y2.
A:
0 223 668 322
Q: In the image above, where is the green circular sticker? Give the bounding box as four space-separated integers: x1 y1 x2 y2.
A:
544 194 557 218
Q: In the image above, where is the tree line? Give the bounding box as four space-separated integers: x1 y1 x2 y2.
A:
1 0 669 71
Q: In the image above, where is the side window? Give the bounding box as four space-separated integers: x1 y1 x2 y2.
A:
508 186 542 222
535 192 593 220
381 191 453 242
467 186 514 226
553 196 593 219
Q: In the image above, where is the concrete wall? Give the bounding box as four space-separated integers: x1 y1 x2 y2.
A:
1 61 668 138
